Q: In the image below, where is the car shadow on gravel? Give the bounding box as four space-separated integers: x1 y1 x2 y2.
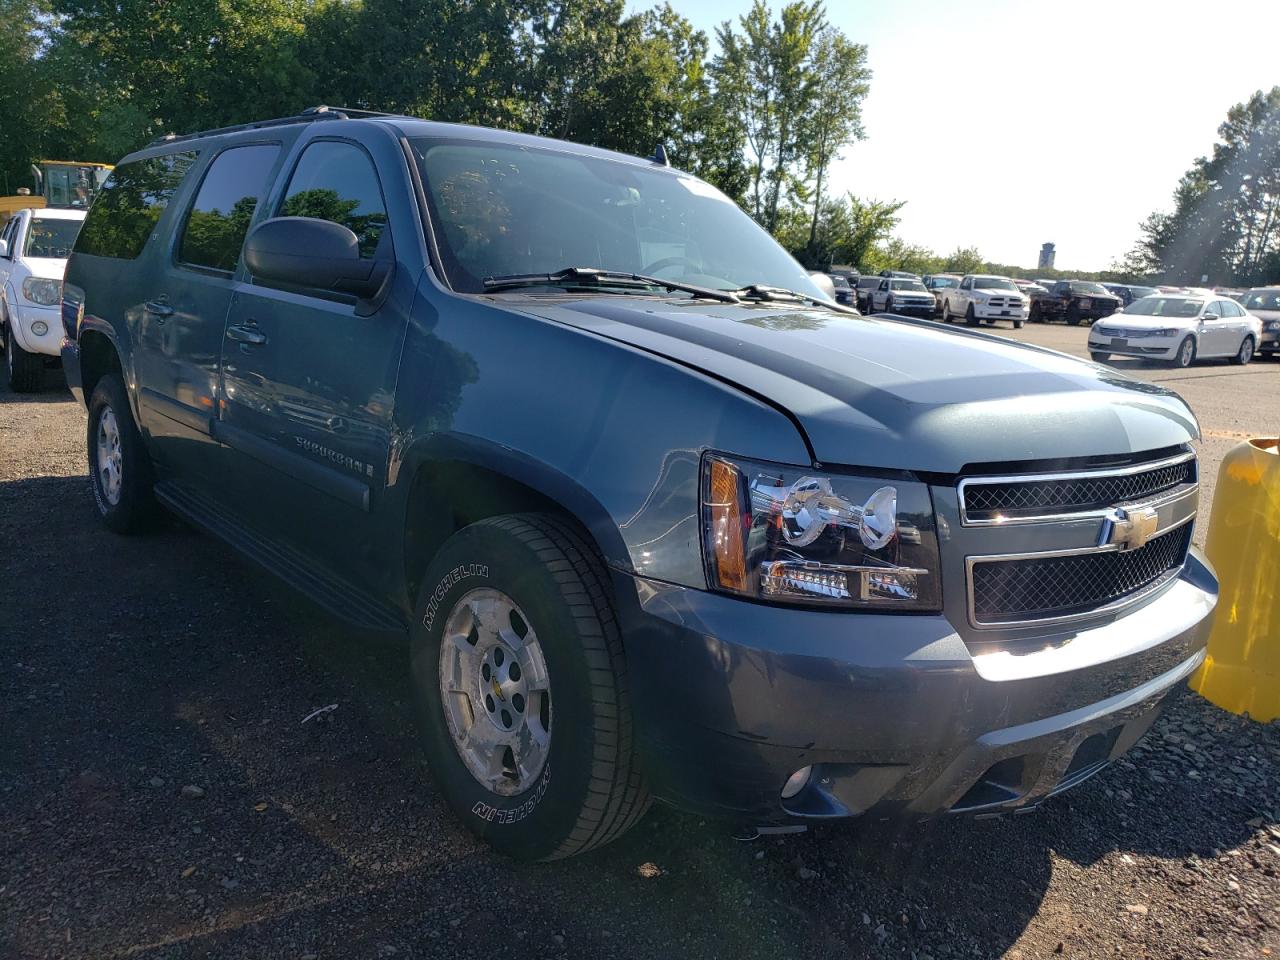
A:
4 474 1276 960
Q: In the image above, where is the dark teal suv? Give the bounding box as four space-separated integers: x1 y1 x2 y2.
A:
62 107 1217 860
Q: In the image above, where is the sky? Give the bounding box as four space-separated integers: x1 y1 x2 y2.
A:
626 0 1280 270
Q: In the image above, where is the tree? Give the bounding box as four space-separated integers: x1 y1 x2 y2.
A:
714 1 852 232
0 0 62 192
943 246 985 274
1129 87 1280 285
800 28 869 257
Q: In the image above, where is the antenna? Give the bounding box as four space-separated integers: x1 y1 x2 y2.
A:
651 143 670 167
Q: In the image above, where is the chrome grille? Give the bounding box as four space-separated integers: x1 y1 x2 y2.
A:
961 454 1195 523
969 521 1192 625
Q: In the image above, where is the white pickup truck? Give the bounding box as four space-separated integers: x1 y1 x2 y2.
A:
938 274 1028 328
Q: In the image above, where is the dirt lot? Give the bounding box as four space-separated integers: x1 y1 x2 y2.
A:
2 335 1278 960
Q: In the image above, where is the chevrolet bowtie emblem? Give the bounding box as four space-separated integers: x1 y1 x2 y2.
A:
1099 505 1160 551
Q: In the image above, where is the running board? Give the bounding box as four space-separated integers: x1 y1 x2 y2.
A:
155 481 408 635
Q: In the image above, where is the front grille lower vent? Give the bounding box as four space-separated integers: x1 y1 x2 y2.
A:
962 456 1194 523
970 521 1193 625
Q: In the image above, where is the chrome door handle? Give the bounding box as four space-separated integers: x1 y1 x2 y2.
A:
227 324 267 345
144 299 174 319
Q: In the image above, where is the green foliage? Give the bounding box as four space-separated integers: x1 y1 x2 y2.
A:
1128 87 1280 286
713 2 867 232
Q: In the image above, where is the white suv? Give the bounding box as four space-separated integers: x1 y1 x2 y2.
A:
0 207 85 391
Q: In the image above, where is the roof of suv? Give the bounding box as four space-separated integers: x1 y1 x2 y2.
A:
135 106 674 174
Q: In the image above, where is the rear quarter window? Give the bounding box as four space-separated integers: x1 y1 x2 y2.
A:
75 152 197 260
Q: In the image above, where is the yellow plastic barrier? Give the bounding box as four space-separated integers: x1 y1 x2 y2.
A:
1191 437 1280 721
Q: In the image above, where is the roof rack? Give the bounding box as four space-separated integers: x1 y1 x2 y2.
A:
146 105 416 147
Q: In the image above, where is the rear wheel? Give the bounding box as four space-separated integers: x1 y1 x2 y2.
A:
1232 336 1255 365
4 327 43 392
411 514 649 860
1173 336 1197 369
965 303 979 327
87 372 158 533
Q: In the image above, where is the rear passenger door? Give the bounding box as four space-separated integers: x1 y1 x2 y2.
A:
217 135 412 585
134 143 280 480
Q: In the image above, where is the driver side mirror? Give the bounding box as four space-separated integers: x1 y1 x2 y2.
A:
1201 312 1219 321
244 217 388 299
0 239 8 259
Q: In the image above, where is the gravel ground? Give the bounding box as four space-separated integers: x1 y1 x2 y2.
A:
2 351 1278 960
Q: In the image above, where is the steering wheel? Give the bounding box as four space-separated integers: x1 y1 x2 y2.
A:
641 256 703 277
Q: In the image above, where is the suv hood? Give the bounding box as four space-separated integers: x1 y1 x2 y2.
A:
512 297 1198 472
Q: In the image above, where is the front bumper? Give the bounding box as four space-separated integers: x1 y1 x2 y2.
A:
616 548 1216 824
1261 331 1279 354
885 302 936 318
973 303 1028 321
8 303 63 357
1088 330 1179 359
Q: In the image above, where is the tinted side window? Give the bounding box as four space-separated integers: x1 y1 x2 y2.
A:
279 141 387 259
75 152 197 260
178 144 280 272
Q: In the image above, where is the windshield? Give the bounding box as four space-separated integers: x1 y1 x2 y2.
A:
930 277 958 289
831 276 850 289
974 277 1018 291
1243 289 1280 311
1123 297 1203 318
891 280 928 292
857 278 880 289
24 217 81 258
1071 282 1110 295
411 138 823 298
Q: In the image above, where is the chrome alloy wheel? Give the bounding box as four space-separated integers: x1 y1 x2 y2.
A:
439 588 552 796
96 406 124 506
1179 337 1195 367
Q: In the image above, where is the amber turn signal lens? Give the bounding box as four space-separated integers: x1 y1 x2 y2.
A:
708 457 749 592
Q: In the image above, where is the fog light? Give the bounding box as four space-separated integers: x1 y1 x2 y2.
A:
781 765 812 799
30 320 49 337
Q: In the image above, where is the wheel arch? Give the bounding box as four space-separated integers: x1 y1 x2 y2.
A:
78 324 127 412
398 434 635 610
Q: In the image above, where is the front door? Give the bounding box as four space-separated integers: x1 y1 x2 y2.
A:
134 144 280 480
217 137 410 585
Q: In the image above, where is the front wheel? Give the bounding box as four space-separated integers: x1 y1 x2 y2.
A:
87 372 158 533
1013 318 1024 329
411 514 649 861
940 301 951 323
1066 305 1082 326
4 327 44 392
1090 352 1109 363
1232 336 1255 365
1173 336 1197 369
884 296 894 314
965 303 979 327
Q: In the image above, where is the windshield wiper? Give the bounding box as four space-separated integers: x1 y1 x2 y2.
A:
732 283 857 313
482 267 740 304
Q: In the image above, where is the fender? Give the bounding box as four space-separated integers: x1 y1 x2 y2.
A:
394 430 637 577
75 313 144 424
1 283 36 353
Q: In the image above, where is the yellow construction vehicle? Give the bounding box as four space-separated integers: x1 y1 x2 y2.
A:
0 160 113 226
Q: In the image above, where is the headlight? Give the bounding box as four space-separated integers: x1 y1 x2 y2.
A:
701 454 942 609
1265 320 1280 332
21 277 62 306
1150 328 1178 337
